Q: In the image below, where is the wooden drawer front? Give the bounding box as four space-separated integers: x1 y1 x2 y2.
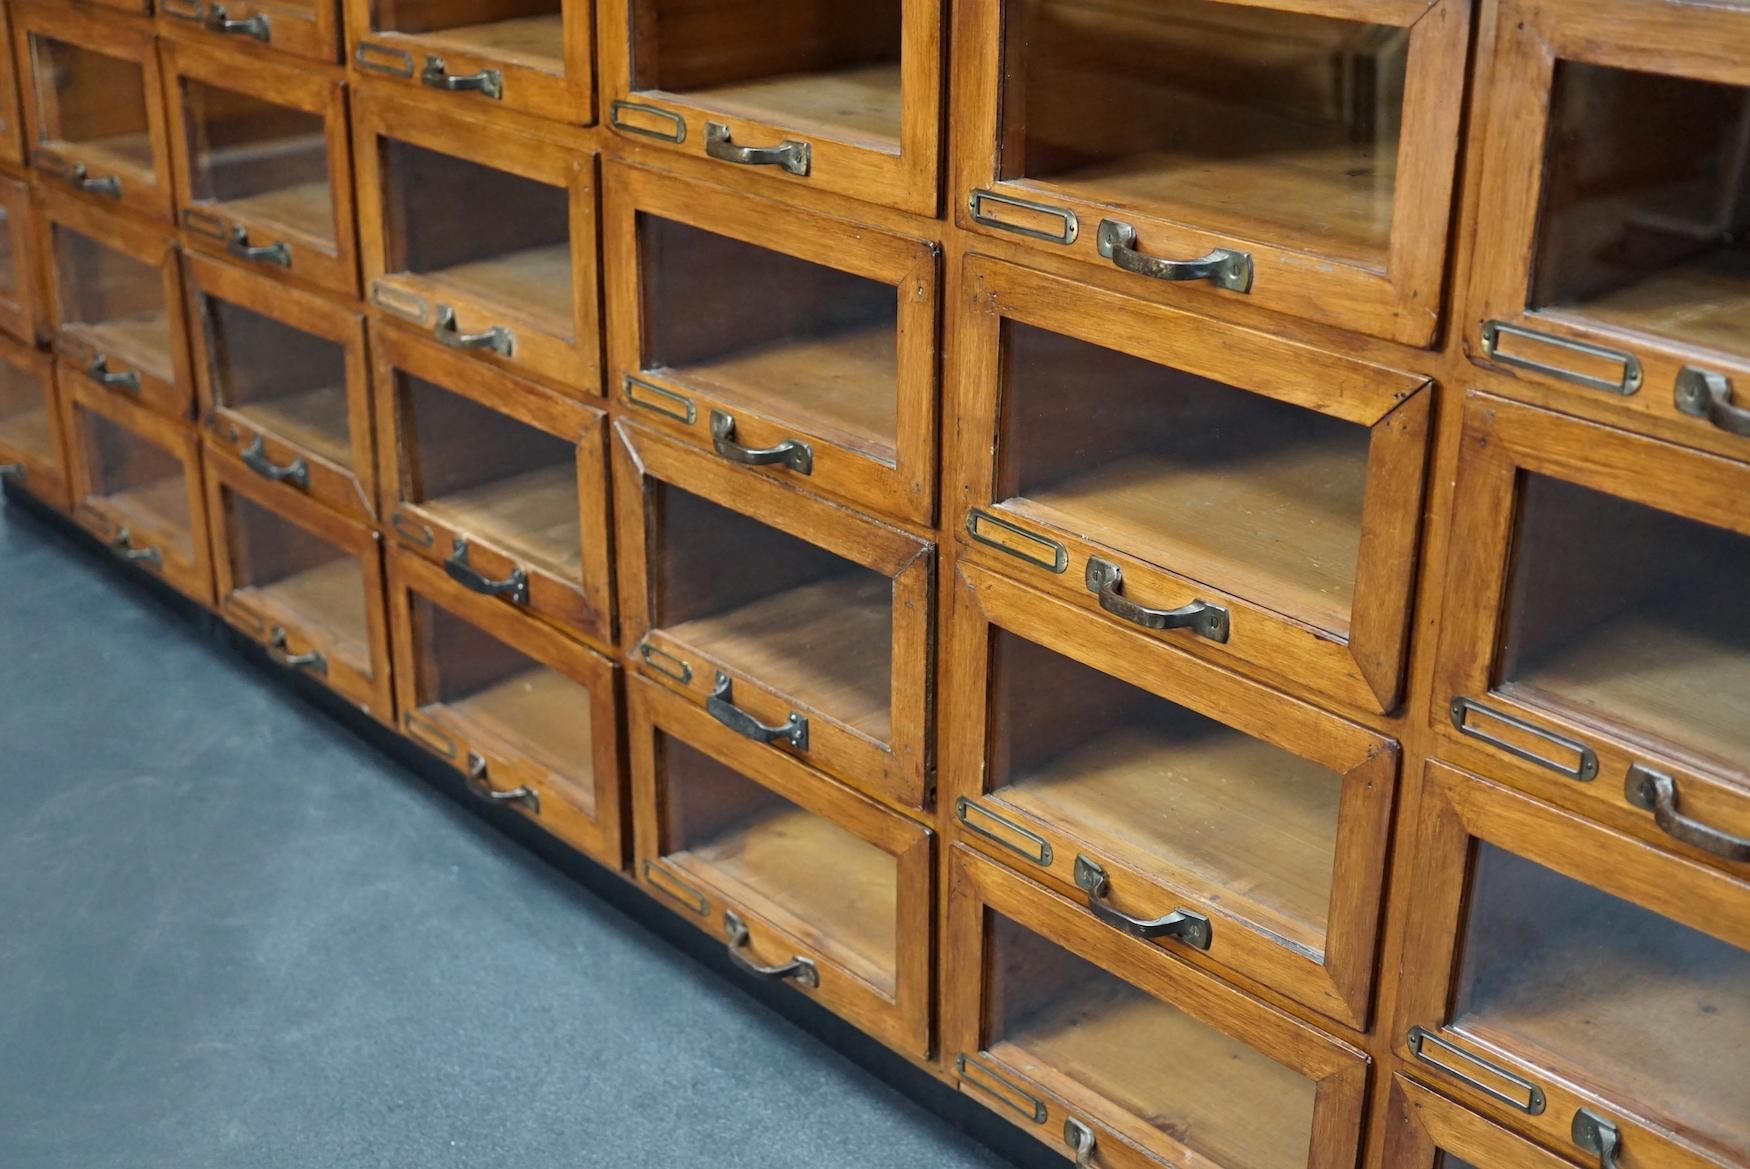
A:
0 3 23 168
13 3 173 223
949 0 1468 346
1466 0 1750 462
946 562 1397 1030
62 371 212 603
40 192 192 420
373 323 612 649
598 0 942 216
165 40 358 298
1435 394 1750 874
0 337 68 510
347 0 591 127
1384 1076 1590 1169
186 251 373 524
206 439 392 720
615 420 934 810
944 846 1367 1169
953 255 1431 717
354 92 600 394
390 549 624 868
603 163 939 526
631 676 933 1056
0 173 42 344
159 0 341 66
1395 763 1750 1169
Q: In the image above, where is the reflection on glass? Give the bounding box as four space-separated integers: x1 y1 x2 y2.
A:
0 360 52 463
227 489 366 655
81 409 190 556
184 80 332 244
370 0 564 72
30 36 151 172
205 295 350 467
52 225 171 379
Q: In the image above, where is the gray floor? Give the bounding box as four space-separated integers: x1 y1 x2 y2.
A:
0 499 1014 1169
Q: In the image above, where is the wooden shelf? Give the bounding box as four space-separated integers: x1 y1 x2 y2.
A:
678 61 902 153
1552 253 1750 357
223 179 336 246
428 243 572 335
235 383 352 468
79 309 173 381
421 461 581 578
416 13 565 71
103 475 190 551
452 665 597 807
66 131 155 176
244 556 367 658
0 406 55 462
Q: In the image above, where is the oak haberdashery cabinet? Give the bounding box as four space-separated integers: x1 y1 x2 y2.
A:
4 2 1746 1167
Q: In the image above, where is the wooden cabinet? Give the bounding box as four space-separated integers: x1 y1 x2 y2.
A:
951 255 1431 717
944 846 1368 1169
390 549 624 867
206 440 393 720
347 0 591 126
159 0 341 65
13 3 173 223
949 0 1470 345
0 336 68 511
62 371 212 602
0 2 23 168
0 173 42 344
598 0 942 215
1383 1076 1591 1169
614 420 933 810
603 161 939 525
164 39 359 298
1395 763 1750 1169
185 250 374 523
945 562 1396 1030
630 675 933 1056
1465 0 1750 461
353 91 601 393
1435 394 1750 873
373 322 612 649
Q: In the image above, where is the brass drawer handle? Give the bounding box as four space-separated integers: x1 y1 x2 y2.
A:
464 753 539 812
85 355 141 393
1572 1110 1622 1169
226 225 290 267
266 626 326 674
1073 855 1210 949
421 56 503 100
432 304 513 356
63 162 122 199
1063 1119 1097 1169
1096 219 1252 293
108 527 162 568
704 121 810 176
1085 556 1228 642
709 410 812 474
1675 367 1750 437
707 672 808 751
204 4 270 40
443 537 529 605
240 435 309 489
723 910 818 987
1626 765 1750 862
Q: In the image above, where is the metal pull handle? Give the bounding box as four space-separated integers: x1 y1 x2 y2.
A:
1063 1120 1097 1169
0 462 23 480
704 121 810 176
63 162 122 199
724 910 818 987
1675 367 1750 437
1073 855 1211 949
1085 557 1229 642
1573 1110 1622 1169
420 56 503 100
108 527 163 568
443 537 529 604
432 304 513 357
1626 766 1750 862
226 225 290 267
1096 219 1252 292
706 672 808 751
266 626 326 673
240 434 309 489
203 4 270 39
464 753 539 812
709 410 812 474
85 355 141 393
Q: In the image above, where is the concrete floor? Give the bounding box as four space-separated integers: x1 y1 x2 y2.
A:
0 497 1021 1169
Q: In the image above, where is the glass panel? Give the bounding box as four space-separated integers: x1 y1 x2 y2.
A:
1435 1156 1480 1169
380 139 572 335
629 0 902 147
182 79 332 245
397 373 579 578
0 204 17 304
1452 845 1750 1161
80 409 190 556
52 225 171 379
410 591 596 808
653 483 893 741
998 320 1370 637
370 0 564 73
987 629 1341 955
1531 62 1750 355
0 361 53 462
226 489 367 653
660 731 897 990
997 0 1407 265
1497 474 1750 768
986 911 1318 1169
639 214 898 459
203 295 350 468
28 36 152 173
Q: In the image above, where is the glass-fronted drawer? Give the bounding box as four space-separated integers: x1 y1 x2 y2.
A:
1384 1076 1592 1169
1435 394 1750 874
0 173 41 345
0 335 68 511
1396 763 1750 1169
615 420 933 810
953 255 1431 716
355 91 600 393
631 675 932 1056
186 250 372 523
0 3 22 168
159 0 339 65
604 162 938 524
391 549 624 867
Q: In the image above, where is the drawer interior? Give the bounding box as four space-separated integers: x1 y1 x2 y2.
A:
202 294 351 467
995 0 1406 266
0 361 55 466
639 213 898 459
79 409 192 557
630 0 903 149
1496 474 1750 767
51 223 171 379
987 628 1342 956
224 488 368 658
1529 62 1749 354
653 482 893 741
659 729 898 991
370 0 564 72
26 33 151 171
0 201 21 305
180 78 332 244
996 320 1371 638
